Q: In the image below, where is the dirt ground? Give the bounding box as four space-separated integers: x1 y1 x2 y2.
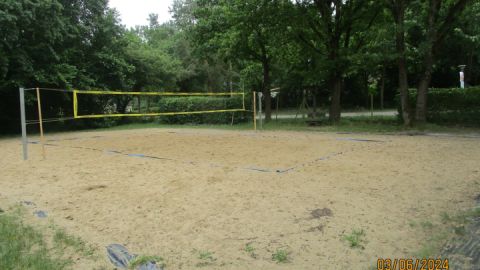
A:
1 128 479 269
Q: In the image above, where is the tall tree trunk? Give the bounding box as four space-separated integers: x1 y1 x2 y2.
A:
415 0 439 124
329 75 342 122
262 60 272 122
416 52 435 123
380 64 386 109
391 0 412 126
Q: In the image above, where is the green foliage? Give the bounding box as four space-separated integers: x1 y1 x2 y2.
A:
157 95 250 124
271 249 289 263
1 0 479 133
343 229 366 249
397 87 480 126
244 243 256 258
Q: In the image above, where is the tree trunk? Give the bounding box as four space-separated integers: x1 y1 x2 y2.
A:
391 0 412 126
380 64 386 109
416 52 434 123
398 56 411 125
262 60 272 122
329 76 342 122
415 0 439 124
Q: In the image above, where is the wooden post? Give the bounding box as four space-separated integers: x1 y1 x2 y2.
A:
36 87 46 159
253 91 257 130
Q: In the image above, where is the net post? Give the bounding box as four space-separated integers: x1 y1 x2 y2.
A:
242 92 245 110
73 90 78 118
36 87 46 159
19 87 28 160
253 91 257 131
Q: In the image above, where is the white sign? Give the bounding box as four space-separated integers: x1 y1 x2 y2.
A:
460 71 465 89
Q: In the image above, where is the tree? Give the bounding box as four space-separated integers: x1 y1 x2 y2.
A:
388 0 412 126
191 0 292 121
414 0 472 123
295 0 381 122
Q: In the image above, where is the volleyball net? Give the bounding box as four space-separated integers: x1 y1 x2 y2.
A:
73 90 246 119
22 88 247 123
19 87 251 160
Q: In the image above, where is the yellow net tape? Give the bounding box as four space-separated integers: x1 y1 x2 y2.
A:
73 90 245 119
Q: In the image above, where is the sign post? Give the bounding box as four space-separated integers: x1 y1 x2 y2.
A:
459 65 466 89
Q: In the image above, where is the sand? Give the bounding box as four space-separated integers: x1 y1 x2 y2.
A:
0 128 479 269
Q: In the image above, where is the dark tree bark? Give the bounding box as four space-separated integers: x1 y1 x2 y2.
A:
262 60 272 121
329 75 343 122
380 63 386 109
389 0 412 126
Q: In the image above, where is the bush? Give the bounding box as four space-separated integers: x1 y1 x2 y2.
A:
397 87 480 126
156 95 251 125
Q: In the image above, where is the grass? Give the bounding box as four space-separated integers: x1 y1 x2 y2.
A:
0 206 101 270
198 250 214 261
244 243 256 258
271 249 289 263
419 220 434 230
6 113 479 139
412 208 480 258
128 255 164 270
343 229 366 249
195 250 216 267
0 208 71 270
84 115 480 135
51 225 96 257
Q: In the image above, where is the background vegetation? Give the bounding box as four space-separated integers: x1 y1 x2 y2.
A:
1 0 479 134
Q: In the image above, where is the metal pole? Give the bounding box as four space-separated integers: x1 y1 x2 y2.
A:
19 87 28 160
253 91 257 130
36 87 46 159
258 92 263 129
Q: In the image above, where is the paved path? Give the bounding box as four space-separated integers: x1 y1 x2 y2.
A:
258 110 397 119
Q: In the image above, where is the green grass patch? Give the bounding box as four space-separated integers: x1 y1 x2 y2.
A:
51 225 96 257
271 249 289 263
195 250 216 267
128 255 164 270
87 115 480 135
412 208 480 258
343 229 366 249
198 250 214 261
244 243 256 258
0 209 71 270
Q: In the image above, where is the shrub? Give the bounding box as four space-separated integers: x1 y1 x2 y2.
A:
156 94 251 125
397 87 480 126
